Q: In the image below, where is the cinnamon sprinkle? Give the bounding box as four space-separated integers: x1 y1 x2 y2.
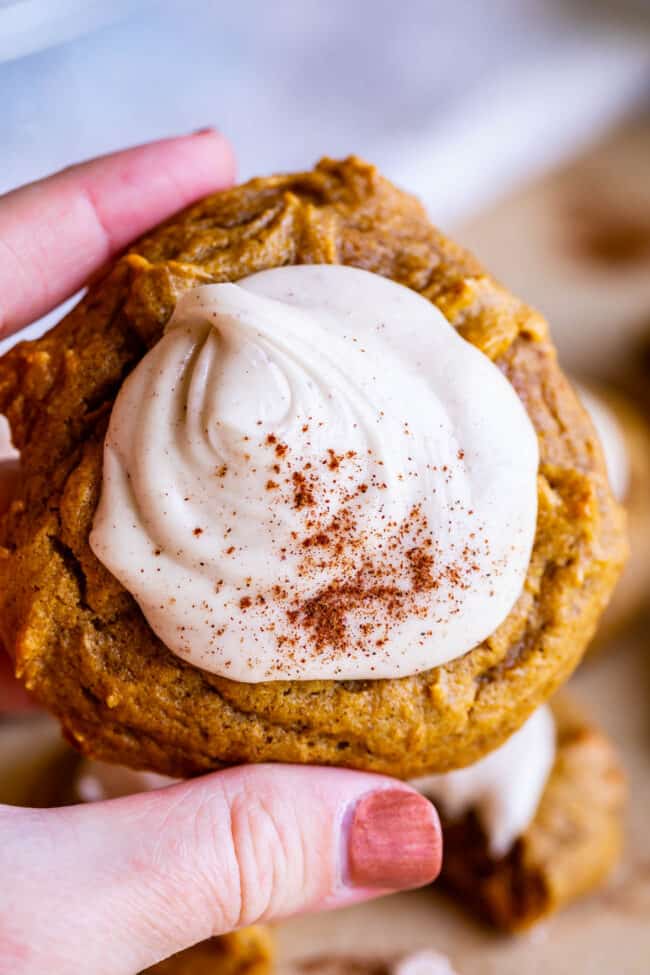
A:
244 433 489 666
291 471 316 509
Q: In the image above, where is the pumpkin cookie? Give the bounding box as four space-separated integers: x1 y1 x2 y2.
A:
0 158 626 777
425 696 625 930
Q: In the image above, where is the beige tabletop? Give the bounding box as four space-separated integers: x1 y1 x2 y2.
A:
2 112 650 975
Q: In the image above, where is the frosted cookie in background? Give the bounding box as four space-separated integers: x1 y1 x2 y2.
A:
414 696 625 931
576 382 650 648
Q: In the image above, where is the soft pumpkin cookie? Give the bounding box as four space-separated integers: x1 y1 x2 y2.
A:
0 158 626 777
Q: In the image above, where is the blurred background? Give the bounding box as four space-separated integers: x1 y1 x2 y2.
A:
1 0 650 358
1 1 649 216
1 3 650 972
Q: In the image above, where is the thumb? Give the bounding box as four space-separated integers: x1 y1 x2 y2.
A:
3 765 441 975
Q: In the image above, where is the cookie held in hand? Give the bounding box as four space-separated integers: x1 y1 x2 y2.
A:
0 158 626 778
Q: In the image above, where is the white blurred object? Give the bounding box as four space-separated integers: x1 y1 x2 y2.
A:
2 2 649 220
76 758 178 802
0 414 20 512
392 950 460 975
0 0 148 62
577 385 630 502
0 415 18 459
0 0 649 352
386 31 650 224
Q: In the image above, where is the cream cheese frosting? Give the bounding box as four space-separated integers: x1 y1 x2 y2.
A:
578 385 629 502
412 705 556 857
91 265 538 682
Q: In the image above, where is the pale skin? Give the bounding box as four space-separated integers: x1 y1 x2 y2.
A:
0 134 441 975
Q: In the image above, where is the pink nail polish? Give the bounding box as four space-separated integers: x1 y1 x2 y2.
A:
347 789 442 890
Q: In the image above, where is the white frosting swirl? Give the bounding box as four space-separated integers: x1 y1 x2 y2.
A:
412 706 556 857
90 265 538 682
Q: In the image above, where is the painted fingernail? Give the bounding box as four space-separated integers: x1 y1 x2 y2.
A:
347 789 441 890
193 127 217 136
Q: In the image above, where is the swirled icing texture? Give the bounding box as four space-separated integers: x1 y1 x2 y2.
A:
90 265 538 682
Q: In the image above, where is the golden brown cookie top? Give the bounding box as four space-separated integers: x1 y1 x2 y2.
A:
0 157 542 469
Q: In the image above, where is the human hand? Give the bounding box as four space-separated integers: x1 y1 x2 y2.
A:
0 137 442 975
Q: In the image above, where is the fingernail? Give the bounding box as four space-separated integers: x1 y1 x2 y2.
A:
192 127 217 136
346 789 441 890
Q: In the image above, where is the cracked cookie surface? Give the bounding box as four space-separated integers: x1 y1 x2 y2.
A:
0 158 626 777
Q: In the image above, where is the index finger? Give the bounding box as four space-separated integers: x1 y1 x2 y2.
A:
0 130 236 339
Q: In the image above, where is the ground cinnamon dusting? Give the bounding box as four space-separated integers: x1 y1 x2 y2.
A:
223 431 490 674
292 471 316 509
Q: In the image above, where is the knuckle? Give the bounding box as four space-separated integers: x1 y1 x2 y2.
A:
227 785 304 928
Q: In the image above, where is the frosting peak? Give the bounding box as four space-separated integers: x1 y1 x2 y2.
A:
91 266 538 682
